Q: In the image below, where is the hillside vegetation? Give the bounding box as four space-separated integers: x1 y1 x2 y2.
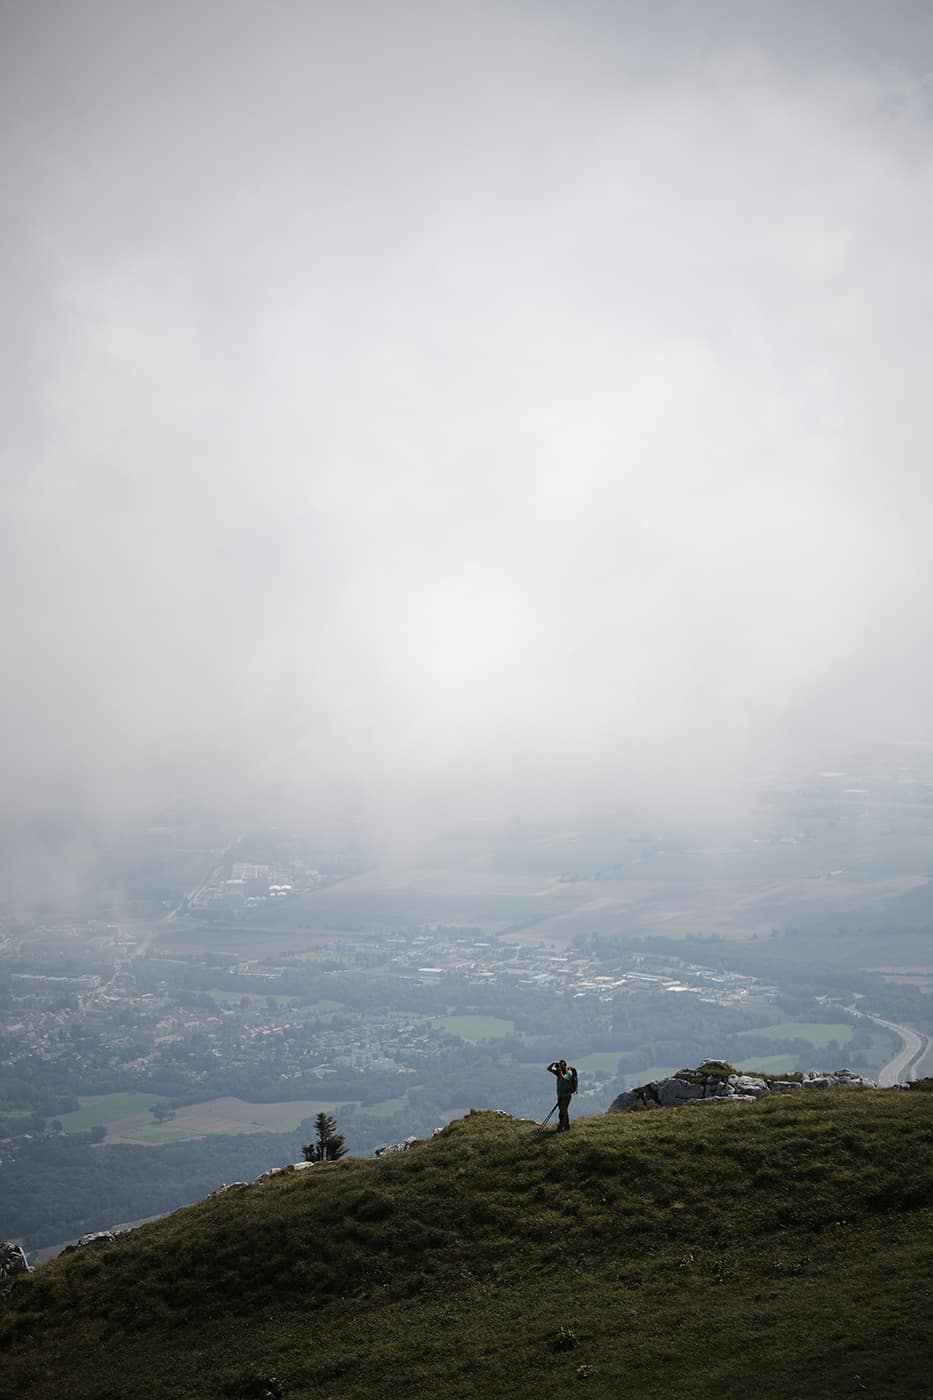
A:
3 1090 933 1399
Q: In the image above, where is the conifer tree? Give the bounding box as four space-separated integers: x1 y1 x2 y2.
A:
302 1111 347 1162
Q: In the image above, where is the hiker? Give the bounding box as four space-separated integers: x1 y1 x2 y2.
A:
546 1058 577 1132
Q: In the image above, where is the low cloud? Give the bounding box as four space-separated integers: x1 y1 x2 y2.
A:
4 2 933 854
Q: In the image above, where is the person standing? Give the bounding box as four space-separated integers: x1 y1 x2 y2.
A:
546 1058 577 1131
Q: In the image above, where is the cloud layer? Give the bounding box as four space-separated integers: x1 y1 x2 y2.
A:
5 1 933 842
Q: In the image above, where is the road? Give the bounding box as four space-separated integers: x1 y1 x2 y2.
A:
134 833 245 957
164 834 244 922
867 1014 928 1086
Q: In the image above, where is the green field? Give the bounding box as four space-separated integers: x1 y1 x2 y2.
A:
736 1021 855 1047
56 1094 360 1144
737 1054 802 1075
432 1015 515 1041
57 1094 166 1132
112 1098 360 1145
576 1052 623 1075
115 1122 199 1145
363 1095 409 1118
865 1032 900 1072
621 1064 680 1089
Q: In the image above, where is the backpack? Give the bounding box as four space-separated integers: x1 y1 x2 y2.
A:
569 1066 578 1095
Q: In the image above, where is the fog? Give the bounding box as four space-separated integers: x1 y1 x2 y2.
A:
5 1 933 854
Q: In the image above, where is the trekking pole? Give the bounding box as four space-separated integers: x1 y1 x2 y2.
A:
539 1101 559 1128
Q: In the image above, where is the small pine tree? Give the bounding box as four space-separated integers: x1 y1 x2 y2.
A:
323 1133 347 1161
302 1111 348 1163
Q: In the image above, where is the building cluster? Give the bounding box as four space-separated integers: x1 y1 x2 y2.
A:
382 932 778 1007
188 861 325 914
0 919 781 1165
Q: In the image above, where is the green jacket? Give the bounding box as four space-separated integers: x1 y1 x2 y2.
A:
550 1065 575 1099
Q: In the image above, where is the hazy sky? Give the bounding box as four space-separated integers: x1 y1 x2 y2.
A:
5 1 933 844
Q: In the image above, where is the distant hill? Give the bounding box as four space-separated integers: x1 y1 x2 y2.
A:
3 1088 933 1399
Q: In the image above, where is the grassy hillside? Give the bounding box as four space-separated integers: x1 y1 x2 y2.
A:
3 1090 933 1399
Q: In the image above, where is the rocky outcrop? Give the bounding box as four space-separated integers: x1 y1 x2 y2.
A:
608 1063 876 1113
374 1136 418 1156
0 1241 30 1277
797 1069 877 1091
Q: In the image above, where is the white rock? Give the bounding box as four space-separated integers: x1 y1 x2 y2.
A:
0 1241 30 1276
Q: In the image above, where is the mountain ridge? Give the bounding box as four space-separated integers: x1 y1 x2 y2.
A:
3 1086 933 1399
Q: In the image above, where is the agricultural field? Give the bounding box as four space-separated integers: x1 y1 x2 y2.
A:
57 1094 166 1131
151 843 933 958
520 871 931 945
869 965 933 990
735 1021 856 1048
153 926 355 957
364 1095 409 1118
112 1120 199 1145
58 1094 358 1145
735 1053 803 1075
619 1063 680 1089
732 1023 903 1078
576 1052 624 1075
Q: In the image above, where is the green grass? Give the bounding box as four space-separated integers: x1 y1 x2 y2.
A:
735 1022 855 1048
432 1015 515 1041
4 1092 933 1400
56 1094 166 1132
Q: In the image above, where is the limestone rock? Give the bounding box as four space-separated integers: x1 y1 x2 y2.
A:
657 1077 708 1107
800 1069 875 1090
374 1136 417 1156
0 1241 30 1277
608 1065 877 1114
606 1089 646 1112
732 1076 768 1096
255 1162 314 1182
